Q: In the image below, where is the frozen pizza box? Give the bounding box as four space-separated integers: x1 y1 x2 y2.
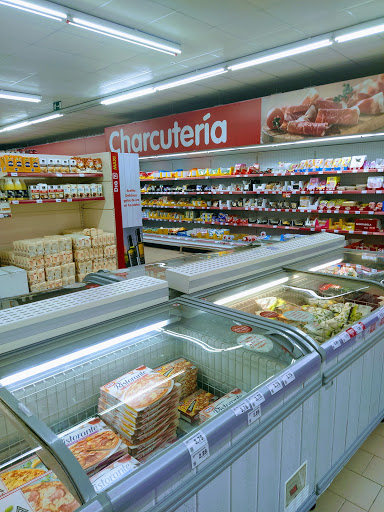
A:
199 389 247 423
99 366 175 416
90 454 140 493
59 417 128 475
113 409 180 440
178 390 218 423
0 471 79 512
98 384 181 427
0 456 48 496
154 359 198 399
118 418 179 450
129 425 179 461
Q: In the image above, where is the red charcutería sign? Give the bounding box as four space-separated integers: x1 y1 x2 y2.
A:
105 98 261 157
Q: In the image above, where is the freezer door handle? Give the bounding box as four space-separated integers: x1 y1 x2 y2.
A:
0 386 97 505
264 329 305 358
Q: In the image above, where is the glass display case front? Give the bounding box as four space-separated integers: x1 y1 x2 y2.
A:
200 271 384 345
0 301 310 509
286 249 384 285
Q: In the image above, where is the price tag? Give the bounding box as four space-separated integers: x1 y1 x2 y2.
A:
248 405 261 425
233 400 251 416
331 339 341 350
353 323 365 334
184 432 209 468
377 308 384 319
11 172 17 177
12 200 19 204
362 231 368 235
56 172 62 177
36 199 43 203
362 190 367 194
248 390 265 408
67 198 72 202
56 198 61 202
369 211 374 215
319 171 323 174
281 370 295 386
79 173 85 177
267 379 283 395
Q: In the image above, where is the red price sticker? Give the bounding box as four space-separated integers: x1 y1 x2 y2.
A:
231 325 252 333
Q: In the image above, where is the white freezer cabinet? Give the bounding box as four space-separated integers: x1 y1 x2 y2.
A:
188 269 384 499
0 299 321 512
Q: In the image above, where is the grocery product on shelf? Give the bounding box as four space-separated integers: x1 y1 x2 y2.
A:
178 390 217 423
154 358 198 399
0 228 117 291
0 154 103 174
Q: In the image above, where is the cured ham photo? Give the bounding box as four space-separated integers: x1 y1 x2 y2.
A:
261 72 384 142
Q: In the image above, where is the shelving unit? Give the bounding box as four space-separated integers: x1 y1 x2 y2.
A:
139 139 384 248
1 172 103 178
9 197 105 205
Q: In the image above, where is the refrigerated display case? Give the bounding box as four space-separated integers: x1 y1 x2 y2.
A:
188 270 384 497
0 299 321 512
285 248 384 286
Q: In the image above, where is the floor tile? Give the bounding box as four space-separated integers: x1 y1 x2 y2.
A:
329 468 381 510
339 501 366 512
363 456 384 486
373 422 384 439
369 487 384 512
315 490 345 512
361 434 384 460
346 450 374 475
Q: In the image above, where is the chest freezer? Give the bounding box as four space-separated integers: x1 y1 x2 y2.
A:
0 299 321 512
188 270 384 498
286 248 384 286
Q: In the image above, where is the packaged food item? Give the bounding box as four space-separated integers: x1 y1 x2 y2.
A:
70 183 78 198
97 183 103 197
351 155 367 169
84 184 91 198
60 417 129 475
93 158 102 172
72 156 85 172
314 158 324 170
61 158 70 173
326 177 340 190
29 185 40 200
90 183 98 197
323 158 333 169
199 388 247 423
63 184 71 199
14 155 24 172
0 456 48 495
341 156 351 169
39 183 48 200
154 358 198 399
4 155 15 172
85 158 95 172
178 389 217 423
77 184 85 198
90 454 139 493
56 185 64 199
367 176 384 189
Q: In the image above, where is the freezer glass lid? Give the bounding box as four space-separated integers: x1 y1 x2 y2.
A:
301 250 384 282
203 271 384 345
0 303 306 495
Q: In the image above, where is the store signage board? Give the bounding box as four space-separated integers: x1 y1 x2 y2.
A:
104 72 384 157
111 152 145 268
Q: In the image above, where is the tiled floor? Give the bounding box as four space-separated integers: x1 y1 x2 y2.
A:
316 423 384 511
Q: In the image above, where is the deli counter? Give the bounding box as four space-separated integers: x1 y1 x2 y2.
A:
0 299 321 512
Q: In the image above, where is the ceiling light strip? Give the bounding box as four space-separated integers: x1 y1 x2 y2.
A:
156 68 228 90
0 0 65 19
335 23 384 42
0 113 62 133
0 90 41 103
100 87 156 106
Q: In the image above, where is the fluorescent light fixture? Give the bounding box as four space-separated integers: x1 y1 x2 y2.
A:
29 113 62 124
0 113 63 132
101 87 155 105
70 17 181 55
214 277 290 305
0 0 66 20
0 320 169 387
157 68 227 91
308 259 343 272
228 39 332 71
0 90 41 103
335 23 384 43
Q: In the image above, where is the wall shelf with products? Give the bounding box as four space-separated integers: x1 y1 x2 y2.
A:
9 197 105 205
139 143 384 247
1 172 103 178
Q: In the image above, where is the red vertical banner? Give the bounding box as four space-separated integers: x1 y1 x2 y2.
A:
111 152 125 268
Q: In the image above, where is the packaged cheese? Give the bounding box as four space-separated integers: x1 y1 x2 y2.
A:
199 388 247 423
60 417 129 475
178 389 217 423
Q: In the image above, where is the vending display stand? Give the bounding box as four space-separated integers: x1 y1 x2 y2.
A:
0 299 321 512
187 267 384 498
0 276 168 354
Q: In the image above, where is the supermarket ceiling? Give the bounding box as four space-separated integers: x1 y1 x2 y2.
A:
0 0 384 149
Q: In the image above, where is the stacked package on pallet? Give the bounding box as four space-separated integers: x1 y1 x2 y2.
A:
63 228 117 282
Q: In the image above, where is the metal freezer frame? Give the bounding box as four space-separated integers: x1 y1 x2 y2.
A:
0 296 322 512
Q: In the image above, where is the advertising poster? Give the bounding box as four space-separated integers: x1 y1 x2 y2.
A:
111 152 145 268
261 73 384 144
